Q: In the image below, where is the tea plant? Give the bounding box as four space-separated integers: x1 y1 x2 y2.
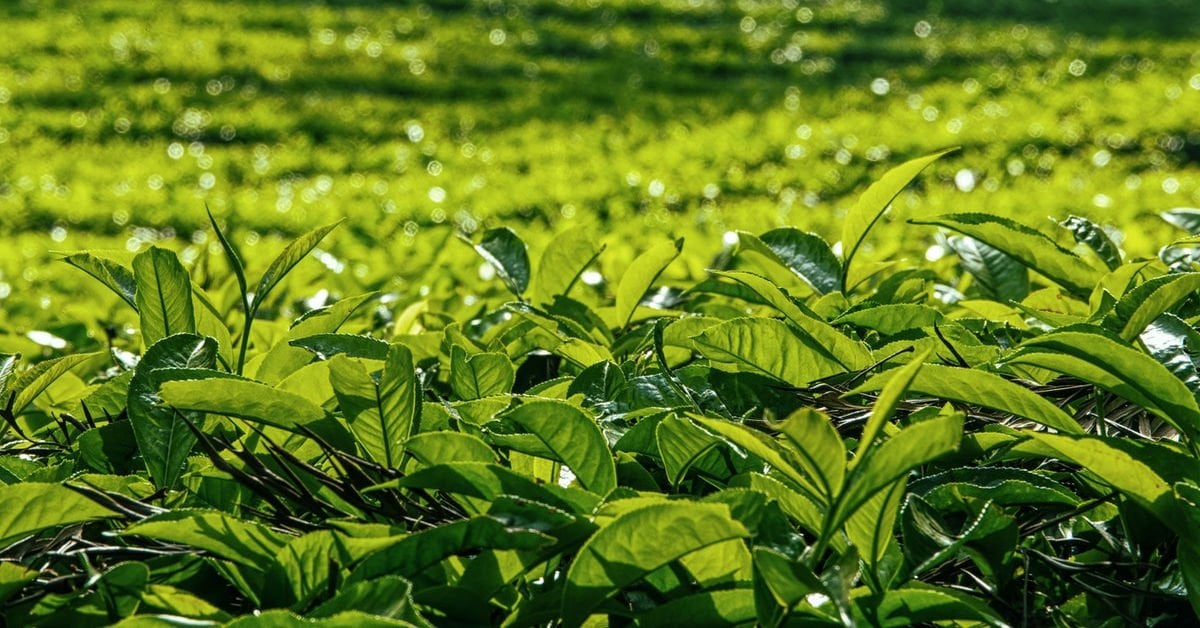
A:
1 149 1198 625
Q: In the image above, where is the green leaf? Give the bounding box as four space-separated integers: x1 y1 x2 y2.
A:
655 414 725 486
291 333 389 361
255 292 376 384
1161 207 1200 234
911 466 1080 508
128 334 218 488
223 610 416 627
1026 432 1178 532
0 483 119 547
945 235 1030 302
692 318 845 388
95 561 151 619
0 353 16 400
329 345 421 467
206 207 249 311
0 561 37 604
854 349 931 464
157 376 353 451
562 501 750 627
450 348 515 400
139 584 231 621
404 432 496 466
1005 327 1200 440
773 408 846 499
842 148 956 285
845 477 906 568
1179 540 1200 618
616 238 683 329
738 228 841 294
752 547 824 611
910 213 1102 298
531 226 604 305
833 304 943 335
1061 215 1121 270
310 576 417 620
852 584 1007 627
253 220 341 310
834 410 962 531
121 509 288 570
470 227 531 297
1141 314 1200 400
133 247 196 346
370 462 579 513
713 270 873 370
78 420 139 475
848 363 1082 435
1106 272 1200 340
503 399 616 496
637 588 756 627
63 252 138 309
8 351 100 417
690 415 825 508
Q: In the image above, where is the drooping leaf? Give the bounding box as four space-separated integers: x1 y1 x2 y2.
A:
63 252 138 309
945 235 1030 302
309 576 418 620
503 399 616 496
911 213 1102 298
713 270 872 370
1161 207 1200 234
692 318 845 388
637 588 756 627
842 148 957 285
8 352 100 418
404 432 497 466
127 334 217 488
562 501 750 626
470 227 532 297
291 333 390 361
138 584 231 621
851 583 1007 627
0 483 120 547
738 229 841 294
369 462 579 513
848 363 1082 434
253 220 342 310
690 415 824 508
1061 215 1122 270
615 238 683 329
531 226 604 305
121 510 289 570
1106 272 1200 341
133 247 196 346
157 376 354 452
655 414 726 486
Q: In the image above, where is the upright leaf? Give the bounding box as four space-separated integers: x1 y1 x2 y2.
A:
945 236 1030 302
133 247 196 346
615 238 683 329
254 220 341 310
563 501 750 627
1106 272 1200 341
127 334 218 488
63 252 138 309
854 349 932 464
773 408 846 499
841 148 956 285
1061 215 1121 270
531 226 604 305
470 227 531 297
504 399 616 496
329 345 421 468
450 348 515 400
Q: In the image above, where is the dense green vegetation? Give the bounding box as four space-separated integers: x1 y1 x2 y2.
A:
3 151 1200 625
3 1 1200 625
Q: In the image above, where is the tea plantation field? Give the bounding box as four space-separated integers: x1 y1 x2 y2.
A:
3 1 1200 625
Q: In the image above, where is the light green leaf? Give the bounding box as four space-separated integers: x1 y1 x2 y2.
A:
737 228 841 294
291 333 390 361
122 509 288 570
851 584 1008 627
63 252 138 309
0 483 120 547
329 345 421 468
848 363 1082 434
8 351 100 418
692 318 845 387
911 213 1102 298
0 353 16 400
310 576 417 620
854 349 931 464
133 247 196 346
773 408 846 499
0 561 37 604
690 415 824 508
753 547 824 611
834 304 943 335
471 227 531 297
616 238 683 329
369 462 578 513
128 334 218 488
655 414 725 486
845 478 906 567
352 517 553 583
254 220 341 310
404 432 497 466
531 226 604 305
713 270 872 370
503 399 616 496
450 348 515 400
255 292 376 384
139 584 231 621
1106 272 1200 340
562 501 750 627
842 148 956 285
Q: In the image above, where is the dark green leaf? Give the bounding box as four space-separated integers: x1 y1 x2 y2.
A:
471 227 531 297
738 228 841 294
946 235 1030 302
1061 215 1121 270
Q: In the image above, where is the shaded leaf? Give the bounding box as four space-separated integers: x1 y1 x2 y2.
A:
946 235 1030 302
738 229 841 294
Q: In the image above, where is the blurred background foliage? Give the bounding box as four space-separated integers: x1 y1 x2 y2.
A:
1 0 1198 344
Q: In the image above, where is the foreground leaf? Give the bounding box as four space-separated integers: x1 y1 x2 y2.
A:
133 247 196 346
692 318 845 388
503 400 616 496
0 483 120 547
